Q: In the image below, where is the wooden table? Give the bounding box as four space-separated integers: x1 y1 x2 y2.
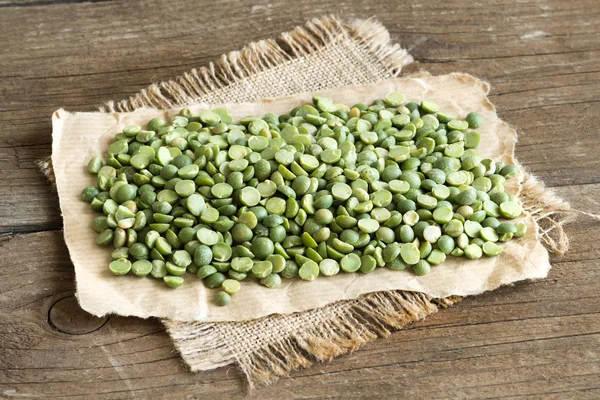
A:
1 1 599 398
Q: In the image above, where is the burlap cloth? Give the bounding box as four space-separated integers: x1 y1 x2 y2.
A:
40 16 580 385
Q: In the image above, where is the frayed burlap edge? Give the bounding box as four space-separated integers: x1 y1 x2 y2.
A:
38 14 590 387
519 171 600 255
164 292 460 386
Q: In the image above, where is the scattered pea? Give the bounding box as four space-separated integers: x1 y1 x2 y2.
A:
340 253 361 273
204 272 227 288
319 259 340 276
413 260 431 276
482 242 503 256
400 243 420 265
252 260 273 279
464 244 483 259
222 279 241 294
260 273 282 288
514 221 528 238
131 259 152 276
163 275 184 288
466 112 483 129
109 258 131 275
87 157 103 174
359 255 377 274
299 261 320 281
215 291 231 306
427 249 446 265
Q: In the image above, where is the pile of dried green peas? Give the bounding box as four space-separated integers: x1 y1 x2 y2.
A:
82 92 526 306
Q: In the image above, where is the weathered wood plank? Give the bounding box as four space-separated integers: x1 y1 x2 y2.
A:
1 0 599 397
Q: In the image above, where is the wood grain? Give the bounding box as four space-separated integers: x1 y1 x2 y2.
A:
1 0 599 398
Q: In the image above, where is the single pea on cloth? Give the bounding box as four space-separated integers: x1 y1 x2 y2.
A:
51 73 552 322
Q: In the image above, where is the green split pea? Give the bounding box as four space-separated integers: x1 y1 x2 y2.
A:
82 92 526 306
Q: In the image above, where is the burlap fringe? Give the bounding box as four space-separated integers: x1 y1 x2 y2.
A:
243 294 459 386
164 292 460 387
36 158 54 187
519 171 600 255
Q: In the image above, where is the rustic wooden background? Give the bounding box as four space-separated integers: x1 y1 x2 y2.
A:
1 0 599 398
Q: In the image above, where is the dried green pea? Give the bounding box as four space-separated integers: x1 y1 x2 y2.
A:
84 96 526 297
109 258 131 275
87 157 103 174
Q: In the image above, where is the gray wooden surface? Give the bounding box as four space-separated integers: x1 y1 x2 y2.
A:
1 0 599 398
